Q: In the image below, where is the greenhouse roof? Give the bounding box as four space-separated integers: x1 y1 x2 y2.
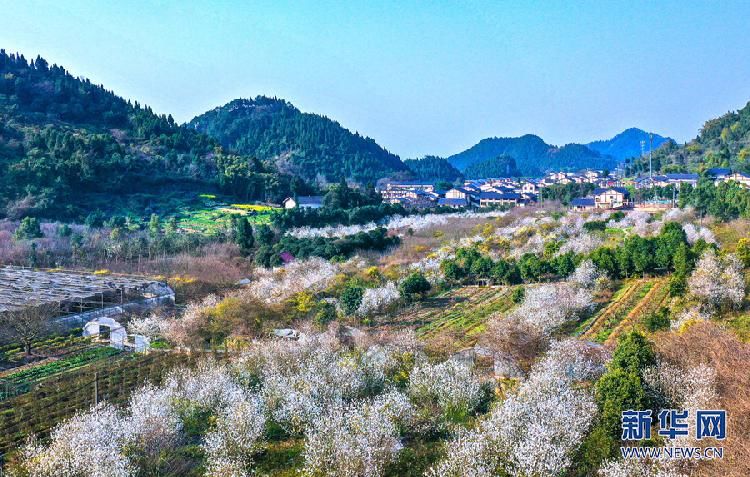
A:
0 266 163 313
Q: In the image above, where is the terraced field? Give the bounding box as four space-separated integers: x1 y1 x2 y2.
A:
580 279 656 343
385 287 515 346
605 278 670 344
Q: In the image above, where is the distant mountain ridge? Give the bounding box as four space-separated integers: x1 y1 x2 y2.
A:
445 134 618 177
442 129 672 177
586 128 671 161
188 97 408 184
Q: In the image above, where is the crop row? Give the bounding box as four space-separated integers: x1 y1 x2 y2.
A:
606 278 669 344
2 346 121 391
417 287 514 343
589 280 654 343
0 351 212 456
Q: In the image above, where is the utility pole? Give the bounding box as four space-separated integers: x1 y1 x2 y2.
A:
649 132 654 181
94 372 99 406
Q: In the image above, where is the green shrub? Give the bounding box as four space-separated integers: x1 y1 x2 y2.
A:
511 286 525 304
399 272 431 298
643 307 671 332
340 285 365 315
14 217 43 240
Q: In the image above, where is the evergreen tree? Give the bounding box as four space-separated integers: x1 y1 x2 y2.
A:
233 216 255 255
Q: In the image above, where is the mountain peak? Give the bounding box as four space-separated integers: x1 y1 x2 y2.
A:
586 129 672 161
189 97 407 183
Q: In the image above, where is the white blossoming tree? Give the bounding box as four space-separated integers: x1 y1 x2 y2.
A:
302 391 413 477
429 340 606 477
688 250 745 311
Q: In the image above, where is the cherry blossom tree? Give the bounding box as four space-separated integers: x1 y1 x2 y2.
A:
509 283 594 336
18 404 133 477
429 340 606 477
356 282 400 316
568 259 604 288
409 358 484 422
128 313 169 338
688 250 745 311
202 395 266 477
682 223 716 245
302 391 413 477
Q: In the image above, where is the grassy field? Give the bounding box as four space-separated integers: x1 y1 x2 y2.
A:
726 313 750 342
175 194 280 234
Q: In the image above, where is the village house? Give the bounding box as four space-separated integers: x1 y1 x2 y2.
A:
283 196 324 209
583 170 605 183
593 187 631 209
521 181 539 194
706 167 732 182
378 181 435 204
727 172 750 188
479 191 528 207
437 197 470 208
570 197 596 211
445 187 474 201
634 173 699 189
390 189 438 208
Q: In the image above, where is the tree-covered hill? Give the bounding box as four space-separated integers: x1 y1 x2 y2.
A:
403 156 462 182
463 154 520 179
0 50 301 219
446 134 617 176
626 100 750 176
586 128 671 161
188 97 408 185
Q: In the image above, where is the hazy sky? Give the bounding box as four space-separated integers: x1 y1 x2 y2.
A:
2 0 750 158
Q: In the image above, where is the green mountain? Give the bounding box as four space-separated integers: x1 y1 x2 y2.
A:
0 50 301 220
627 100 750 176
188 97 408 184
586 128 671 161
403 156 462 182
463 154 520 179
446 134 617 176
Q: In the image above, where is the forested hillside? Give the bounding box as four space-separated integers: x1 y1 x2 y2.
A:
586 128 671 161
446 134 617 176
188 97 408 184
0 50 301 219
403 156 462 182
463 154 520 179
627 101 750 176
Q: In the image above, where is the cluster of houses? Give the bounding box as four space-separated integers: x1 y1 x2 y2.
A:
280 167 750 212
377 179 537 208
375 170 620 209
633 168 750 189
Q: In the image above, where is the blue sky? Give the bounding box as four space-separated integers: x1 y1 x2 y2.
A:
2 0 750 158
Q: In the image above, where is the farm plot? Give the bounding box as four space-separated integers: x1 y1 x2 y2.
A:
0 346 120 397
580 279 655 343
176 195 280 234
605 278 670 344
0 351 209 456
0 332 92 371
388 287 514 345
